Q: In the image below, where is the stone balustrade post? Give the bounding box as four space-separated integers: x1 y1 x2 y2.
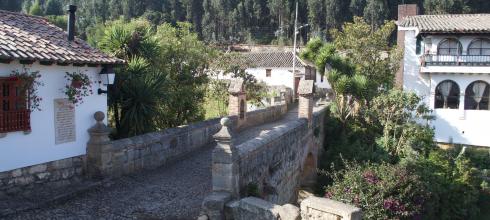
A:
212 117 240 198
298 80 314 127
86 111 112 179
228 79 246 129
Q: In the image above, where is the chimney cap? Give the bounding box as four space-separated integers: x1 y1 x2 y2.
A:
66 5 77 12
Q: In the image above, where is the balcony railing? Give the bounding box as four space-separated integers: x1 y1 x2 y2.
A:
0 110 31 133
422 54 490 67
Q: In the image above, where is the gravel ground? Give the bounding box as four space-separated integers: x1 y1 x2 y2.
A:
4 147 213 220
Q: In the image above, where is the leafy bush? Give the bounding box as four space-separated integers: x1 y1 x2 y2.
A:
324 162 429 219
407 149 481 219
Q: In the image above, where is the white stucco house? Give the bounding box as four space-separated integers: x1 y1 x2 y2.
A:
220 51 328 100
0 9 124 172
397 4 490 147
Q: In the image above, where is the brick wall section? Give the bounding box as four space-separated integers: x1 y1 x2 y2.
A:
299 96 313 125
396 4 419 88
0 156 84 198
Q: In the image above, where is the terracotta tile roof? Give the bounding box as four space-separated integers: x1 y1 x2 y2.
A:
237 52 310 68
0 10 125 65
398 14 490 34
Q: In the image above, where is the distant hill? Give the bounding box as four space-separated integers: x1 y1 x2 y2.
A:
1 0 489 45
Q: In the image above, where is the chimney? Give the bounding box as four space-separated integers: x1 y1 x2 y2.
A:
66 5 77 41
396 4 419 89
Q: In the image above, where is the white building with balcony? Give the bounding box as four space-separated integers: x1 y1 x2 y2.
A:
398 6 490 147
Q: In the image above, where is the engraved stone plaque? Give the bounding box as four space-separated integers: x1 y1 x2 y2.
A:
298 80 314 95
54 99 76 145
228 79 245 94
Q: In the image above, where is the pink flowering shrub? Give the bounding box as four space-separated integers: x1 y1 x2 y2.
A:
324 162 429 219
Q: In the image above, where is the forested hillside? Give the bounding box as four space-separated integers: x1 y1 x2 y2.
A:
1 0 489 45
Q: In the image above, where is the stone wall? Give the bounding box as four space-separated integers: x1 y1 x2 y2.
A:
241 104 288 130
88 104 289 178
236 105 327 204
92 118 223 178
0 156 84 198
237 119 309 204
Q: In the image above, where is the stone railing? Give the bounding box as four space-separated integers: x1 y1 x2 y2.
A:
86 103 289 179
200 80 331 220
241 104 288 131
237 118 309 204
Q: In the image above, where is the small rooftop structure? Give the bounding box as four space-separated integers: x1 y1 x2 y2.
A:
398 14 490 34
0 10 124 65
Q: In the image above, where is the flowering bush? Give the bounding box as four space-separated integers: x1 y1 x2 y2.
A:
408 149 481 219
324 162 429 219
10 69 44 111
64 71 92 105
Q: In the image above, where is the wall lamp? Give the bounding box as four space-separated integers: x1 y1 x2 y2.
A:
98 65 116 95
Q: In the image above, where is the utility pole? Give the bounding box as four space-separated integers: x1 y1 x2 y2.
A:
292 1 298 78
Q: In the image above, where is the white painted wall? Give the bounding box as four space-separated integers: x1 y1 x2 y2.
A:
245 67 296 89
403 30 490 147
0 61 107 172
315 72 331 89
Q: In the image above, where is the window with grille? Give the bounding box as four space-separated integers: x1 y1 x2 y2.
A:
0 77 31 133
468 39 490 55
438 39 462 55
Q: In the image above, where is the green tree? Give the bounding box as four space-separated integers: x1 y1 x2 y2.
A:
29 0 43 16
153 22 214 128
331 17 401 100
97 19 161 137
44 0 63 16
349 0 366 17
423 0 470 14
307 0 325 38
369 90 435 160
363 0 388 30
325 0 348 32
0 0 22 11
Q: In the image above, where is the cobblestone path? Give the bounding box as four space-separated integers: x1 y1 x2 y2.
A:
6 106 307 220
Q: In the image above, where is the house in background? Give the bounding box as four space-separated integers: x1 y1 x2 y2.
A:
0 7 123 174
221 51 328 102
397 4 490 147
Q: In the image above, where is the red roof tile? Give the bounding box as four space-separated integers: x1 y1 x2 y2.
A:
0 10 125 65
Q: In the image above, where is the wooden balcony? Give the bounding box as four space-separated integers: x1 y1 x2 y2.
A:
422 54 490 67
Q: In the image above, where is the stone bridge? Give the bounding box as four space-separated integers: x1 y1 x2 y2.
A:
3 79 334 220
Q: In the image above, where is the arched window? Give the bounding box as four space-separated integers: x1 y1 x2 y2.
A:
465 81 490 110
468 39 490 55
438 39 462 55
435 80 460 109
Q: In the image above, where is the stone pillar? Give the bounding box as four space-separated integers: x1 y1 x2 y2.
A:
212 117 240 197
200 117 239 220
228 79 246 129
86 111 112 179
298 80 314 126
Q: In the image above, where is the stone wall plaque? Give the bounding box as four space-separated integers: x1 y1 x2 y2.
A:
54 99 76 145
298 80 314 95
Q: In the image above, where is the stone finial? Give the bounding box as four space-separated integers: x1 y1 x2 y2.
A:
94 111 105 122
229 79 245 94
214 117 233 143
298 80 314 96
